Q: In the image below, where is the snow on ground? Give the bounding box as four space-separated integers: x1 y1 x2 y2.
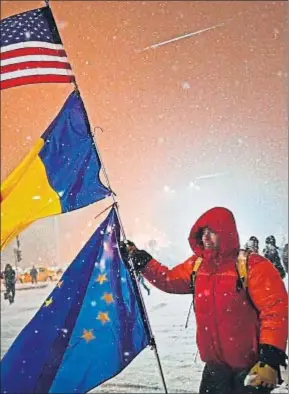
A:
1 282 287 393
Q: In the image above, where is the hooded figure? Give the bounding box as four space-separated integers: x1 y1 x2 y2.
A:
282 243 288 273
244 236 259 254
3 264 16 304
121 207 288 394
263 236 286 279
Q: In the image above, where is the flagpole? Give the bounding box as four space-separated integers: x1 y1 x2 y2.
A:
43 1 80 96
45 4 167 391
91 128 168 394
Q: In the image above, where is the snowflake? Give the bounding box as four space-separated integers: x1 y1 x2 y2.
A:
181 81 190 90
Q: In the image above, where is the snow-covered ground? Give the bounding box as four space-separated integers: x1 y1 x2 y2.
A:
1 283 287 393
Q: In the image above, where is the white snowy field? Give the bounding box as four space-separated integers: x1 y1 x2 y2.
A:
1 282 287 394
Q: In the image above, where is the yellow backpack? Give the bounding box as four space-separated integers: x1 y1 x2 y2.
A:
185 251 252 329
190 250 249 296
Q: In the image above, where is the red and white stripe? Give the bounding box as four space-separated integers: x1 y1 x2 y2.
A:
0 41 74 90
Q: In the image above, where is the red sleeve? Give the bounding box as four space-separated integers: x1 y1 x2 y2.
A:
142 256 195 294
248 254 288 351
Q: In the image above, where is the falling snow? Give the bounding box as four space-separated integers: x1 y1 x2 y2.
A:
1 2 287 390
181 81 190 90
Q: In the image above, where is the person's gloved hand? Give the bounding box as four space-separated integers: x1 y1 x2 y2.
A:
119 241 152 272
245 362 277 389
119 240 136 263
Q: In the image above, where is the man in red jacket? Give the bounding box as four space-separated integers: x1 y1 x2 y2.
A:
121 207 288 394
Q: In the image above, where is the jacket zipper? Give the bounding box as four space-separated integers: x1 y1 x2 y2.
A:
212 266 225 363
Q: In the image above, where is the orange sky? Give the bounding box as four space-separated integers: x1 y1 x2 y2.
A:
1 1 287 266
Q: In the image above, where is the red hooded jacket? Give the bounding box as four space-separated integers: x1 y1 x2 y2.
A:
143 207 288 369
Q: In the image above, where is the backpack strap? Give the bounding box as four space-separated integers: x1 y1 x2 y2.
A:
190 257 203 295
190 254 248 293
190 252 255 311
236 250 249 292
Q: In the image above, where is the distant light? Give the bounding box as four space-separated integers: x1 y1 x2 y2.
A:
188 181 201 191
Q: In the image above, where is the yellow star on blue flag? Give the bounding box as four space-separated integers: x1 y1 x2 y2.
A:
1 207 150 393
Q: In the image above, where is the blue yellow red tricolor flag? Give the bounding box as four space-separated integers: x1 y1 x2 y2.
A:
1 207 150 393
0 92 111 250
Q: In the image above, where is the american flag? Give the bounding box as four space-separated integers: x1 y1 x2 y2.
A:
0 6 75 90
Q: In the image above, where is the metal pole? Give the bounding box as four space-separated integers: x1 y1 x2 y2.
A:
91 128 168 394
14 249 18 273
45 7 166 388
185 299 194 329
16 235 20 249
44 3 79 95
15 236 20 272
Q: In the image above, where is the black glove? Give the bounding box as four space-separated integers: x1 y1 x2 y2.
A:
120 241 152 272
259 344 288 384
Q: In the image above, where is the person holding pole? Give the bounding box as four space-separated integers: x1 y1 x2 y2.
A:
120 207 288 394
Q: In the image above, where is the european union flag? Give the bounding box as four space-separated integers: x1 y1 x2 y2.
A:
1 208 150 393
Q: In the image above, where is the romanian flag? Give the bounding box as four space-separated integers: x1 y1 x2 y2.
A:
1 207 150 393
1 92 111 250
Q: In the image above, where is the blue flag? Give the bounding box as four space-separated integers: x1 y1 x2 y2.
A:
1 208 150 393
1 92 111 250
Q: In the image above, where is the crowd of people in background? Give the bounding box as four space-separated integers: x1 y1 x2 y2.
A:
244 235 287 278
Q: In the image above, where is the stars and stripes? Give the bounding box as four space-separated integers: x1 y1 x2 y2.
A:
0 6 74 90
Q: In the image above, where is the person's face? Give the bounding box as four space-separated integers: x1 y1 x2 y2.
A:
202 228 219 250
248 240 257 250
